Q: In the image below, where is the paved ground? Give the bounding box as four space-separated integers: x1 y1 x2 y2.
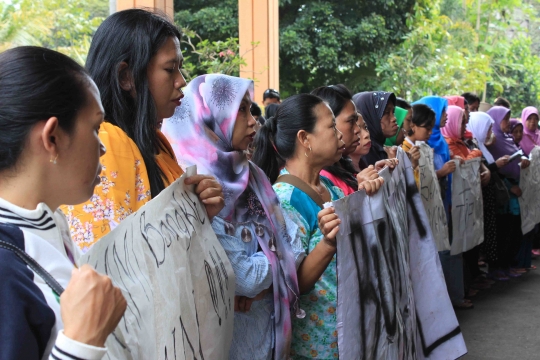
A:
456 260 540 360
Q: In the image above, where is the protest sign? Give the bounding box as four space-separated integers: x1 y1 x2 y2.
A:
451 158 484 255
519 146 540 234
333 149 467 360
81 174 235 360
417 142 451 252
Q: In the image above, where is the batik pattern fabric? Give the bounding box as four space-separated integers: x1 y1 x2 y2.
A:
163 74 300 360
273 168 344 360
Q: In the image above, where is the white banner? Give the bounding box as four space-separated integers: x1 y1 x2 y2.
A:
417 142 451 252
333 149 467 360
450 158 484 255
519 146 540 234
81 174 235 360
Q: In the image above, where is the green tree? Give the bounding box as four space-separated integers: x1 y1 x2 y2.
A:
0 0 106 64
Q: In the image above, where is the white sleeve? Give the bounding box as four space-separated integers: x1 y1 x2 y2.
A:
49 330 107 360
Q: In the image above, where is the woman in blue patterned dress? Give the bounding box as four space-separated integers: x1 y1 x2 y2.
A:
252 94 384 359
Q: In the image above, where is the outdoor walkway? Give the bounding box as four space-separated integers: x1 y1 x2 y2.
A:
456 260 540 360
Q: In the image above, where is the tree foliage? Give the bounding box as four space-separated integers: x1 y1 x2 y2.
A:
0 0 106 63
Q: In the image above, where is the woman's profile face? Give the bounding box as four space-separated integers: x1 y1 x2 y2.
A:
500 113 511 133
380 102 398 138
439 110 448 128
232 91 257 151
59 80 107 205
354 113 371 157
309 103 344 165
335 100 360 156
147 36 187 126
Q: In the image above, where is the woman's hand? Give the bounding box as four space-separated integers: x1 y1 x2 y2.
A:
440 160 457 177
510 185 523 197
495 155 509 168
454 155 465 164
317 207 341 248
185 175 225 220
480 170 491 187
408 146 420 168
356 165 379 183
61 265 127 348
359 177 384 196
384 146 398 159
234 288 270 313
520 158 531 169
374 159 399 172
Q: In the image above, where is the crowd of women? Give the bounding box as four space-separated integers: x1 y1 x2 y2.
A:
1 9 539 360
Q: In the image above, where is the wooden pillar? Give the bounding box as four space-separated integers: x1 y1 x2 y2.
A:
239 0 280 104
115 0 174 19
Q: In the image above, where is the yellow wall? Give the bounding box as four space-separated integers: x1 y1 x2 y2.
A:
239 0 279 104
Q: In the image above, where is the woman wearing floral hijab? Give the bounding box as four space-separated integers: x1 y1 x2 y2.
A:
162 74 300 360
353 91 398 167
519 106 540 156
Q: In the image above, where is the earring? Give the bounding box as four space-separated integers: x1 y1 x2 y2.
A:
50 154 58 165
305 145 312 158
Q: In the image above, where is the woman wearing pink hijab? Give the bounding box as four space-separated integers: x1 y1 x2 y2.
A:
441 105 483 160
519 106 540 156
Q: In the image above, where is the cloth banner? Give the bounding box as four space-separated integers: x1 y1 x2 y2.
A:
81 174 236 360
333 148 467 360
519 146 540 234
450 158 484 255
417 142 451 252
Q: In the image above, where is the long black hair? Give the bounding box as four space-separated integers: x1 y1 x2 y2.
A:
311 84 358 190
252 94 324 183
86 9 182 197
0 46 90 172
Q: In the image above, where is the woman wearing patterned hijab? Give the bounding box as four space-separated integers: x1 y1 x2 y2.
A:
162 74 300 360
353 91 398 167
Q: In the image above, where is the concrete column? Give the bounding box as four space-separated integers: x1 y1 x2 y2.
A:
115 0 174 19
239 0 279 104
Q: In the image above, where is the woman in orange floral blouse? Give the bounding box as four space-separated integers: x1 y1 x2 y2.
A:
62 10 224 251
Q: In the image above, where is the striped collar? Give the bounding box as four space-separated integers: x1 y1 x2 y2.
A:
0 198 79 264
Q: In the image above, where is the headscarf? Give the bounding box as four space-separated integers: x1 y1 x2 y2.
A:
486 106 521 179
385 106 407 146
444 95 465 109
353 91 396 166
468 112 495 164
510 118 523 148
413 96 451 201
519 106 540 156
163 74 300 359
441 105 464 140
445 95 473 139
413 96 450 162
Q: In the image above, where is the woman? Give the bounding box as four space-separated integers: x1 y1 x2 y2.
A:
486 106 531 279
0 46 126 359
162 74 299 360
444 95 474 143
413 97 471 309
401 104 436 187
253 94 383 359
511 119 524 146
508 118 537 270
519 106 540 156
353 91 398 167
441 105 483 160
312 85 389 196
385 106 408 147
468 112 511 281
62 9 224 251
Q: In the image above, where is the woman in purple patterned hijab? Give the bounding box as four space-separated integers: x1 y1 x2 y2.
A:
162 74 300 360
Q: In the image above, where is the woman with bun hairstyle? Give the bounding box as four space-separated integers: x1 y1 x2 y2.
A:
0 46 126 359
253 94 383 359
